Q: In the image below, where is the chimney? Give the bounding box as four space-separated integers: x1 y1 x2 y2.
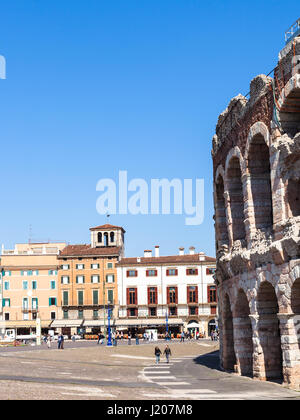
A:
179 247 185 256
189 246 195 255
199 252 205 261
155 246 160 258
144 250 152 258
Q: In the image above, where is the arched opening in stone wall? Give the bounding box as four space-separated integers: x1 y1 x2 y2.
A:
223 294 236 371
291 278 300 314
287 178 300 217
248 134 273 231
257 282 283 381
234 289 253 376
215 174 229 246
279 88 300 136
227 157 246 243
291 278 300 352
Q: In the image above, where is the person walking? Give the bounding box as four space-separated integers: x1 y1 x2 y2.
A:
57 333 62 349
180 331 185 343
135 334 139 345
47 335 51 349
164 345 172 364
60 334 65 350
155 346 162 365
128 333 132 345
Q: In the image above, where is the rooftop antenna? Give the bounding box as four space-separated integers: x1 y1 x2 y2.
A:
29 225 32 244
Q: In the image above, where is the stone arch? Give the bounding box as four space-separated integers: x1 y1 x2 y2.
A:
104 232 109 247
225 149 246 243
110 231 115 243
222 293 237 371
233 289 254 376
256 281 283 381
214 167 229 247
291 278 300 315
97 232 102 243
246 124 273 231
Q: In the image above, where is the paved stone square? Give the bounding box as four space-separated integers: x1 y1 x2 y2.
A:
0 339 299 400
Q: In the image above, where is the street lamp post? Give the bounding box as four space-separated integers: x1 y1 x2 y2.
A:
107 305 112 347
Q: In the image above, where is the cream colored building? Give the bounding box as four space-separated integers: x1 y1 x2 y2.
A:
0 242 66 337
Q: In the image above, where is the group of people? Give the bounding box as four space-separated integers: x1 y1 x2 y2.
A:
154 345 172 364
43 333 65 349
210 330 219 341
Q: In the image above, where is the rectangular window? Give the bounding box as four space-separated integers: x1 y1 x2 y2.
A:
78 310 84 319
23 298 29 310
23 281 28 290
148 287 157 305
168 287 177 304
4 281 9 291
106 274 114 283
5 313 9 321
62 264 70 270
146 270 157 277
3 299 10 307
91 275 100 284
27 270 33 276
76 264 85 270
49 297 57 306
188 286 197 303
51 312 56 320
32 298 38 310
208 285 217 303
128 308 137 317
206 267 216 275
187 268 198 276
78 291 84 306
91 263 99 269
167 269 178 276
128 288 136 305
211 305 217 315
76 275 85 284
33 270 39 276
169 306 177 316
93 290 98 305
93 309 99 319
63 310 68 320
50 280 56 290
127 270 137 277
189 306 198 316
107 289 114 304
48 270 57 275
63 291 69 306
149 307 157 317
4 271 11 277
32 281 37 290
107 263 113 269
61 276 70 285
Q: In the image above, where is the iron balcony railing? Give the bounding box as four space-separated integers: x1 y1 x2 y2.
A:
285 18 300 44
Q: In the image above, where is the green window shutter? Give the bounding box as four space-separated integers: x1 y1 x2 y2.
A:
63 291 69 306
93 290 98 305
49 298 51 306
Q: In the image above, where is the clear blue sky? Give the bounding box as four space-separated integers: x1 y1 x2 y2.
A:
0 0 298 258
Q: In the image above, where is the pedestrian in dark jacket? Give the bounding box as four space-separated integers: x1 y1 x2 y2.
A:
155 347 162 364
164 345 172 363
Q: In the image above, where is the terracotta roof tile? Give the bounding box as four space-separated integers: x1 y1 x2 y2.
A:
117 253 216 267
89 224 125 232
58 244 121 258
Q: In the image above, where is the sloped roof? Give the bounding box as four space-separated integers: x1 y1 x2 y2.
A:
89 224 126 233
117 253 216 267
58 244 122 258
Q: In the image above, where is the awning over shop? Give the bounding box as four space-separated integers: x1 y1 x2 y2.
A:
50 320 84 328
115 318 184 328
83 320 105 327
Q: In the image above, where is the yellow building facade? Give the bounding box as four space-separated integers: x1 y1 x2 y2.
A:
0 242 66 337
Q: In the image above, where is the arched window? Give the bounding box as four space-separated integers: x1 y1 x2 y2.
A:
104 232 109 247
227 157 246 242
248 134 273 230
110 232 115 243
97 232 102 243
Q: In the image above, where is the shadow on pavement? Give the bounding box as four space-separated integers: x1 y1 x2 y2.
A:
193 350 222 371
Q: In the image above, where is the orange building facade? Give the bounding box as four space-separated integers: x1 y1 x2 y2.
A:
53 224 124 336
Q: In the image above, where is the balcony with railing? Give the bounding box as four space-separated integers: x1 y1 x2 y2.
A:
285 18 300 44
